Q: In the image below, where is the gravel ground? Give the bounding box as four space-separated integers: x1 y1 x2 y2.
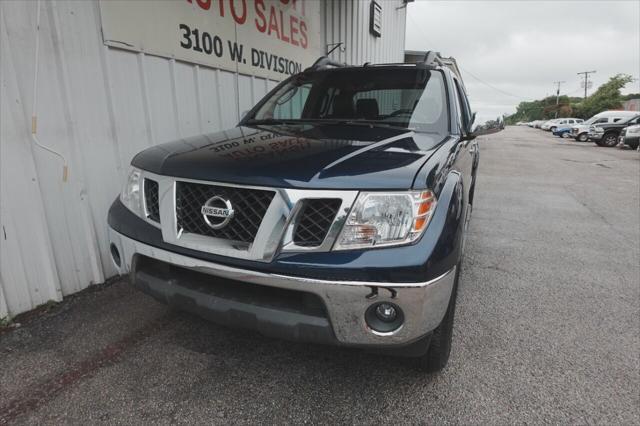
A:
1 126 639 424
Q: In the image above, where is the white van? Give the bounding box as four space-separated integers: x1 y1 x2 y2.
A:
571 111 639 142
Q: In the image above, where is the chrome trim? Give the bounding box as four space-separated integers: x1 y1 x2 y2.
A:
279 190 358 253
201 196 234 230
139 176 161 230
135 170 359 262
109 229 456 345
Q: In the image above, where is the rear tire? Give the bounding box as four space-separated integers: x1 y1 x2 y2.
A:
577 133 589 142
550 126 557 132
415 264 460 373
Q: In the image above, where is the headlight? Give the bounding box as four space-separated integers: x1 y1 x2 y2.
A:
120 167 143 216
334 190 436 250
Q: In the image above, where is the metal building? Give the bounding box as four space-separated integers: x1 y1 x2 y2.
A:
0 0 408 319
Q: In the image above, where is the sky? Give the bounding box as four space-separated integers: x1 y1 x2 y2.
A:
405 0 640 120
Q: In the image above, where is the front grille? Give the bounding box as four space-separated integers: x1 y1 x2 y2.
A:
293 199 342 247
144 178 160 223
175 181 274 244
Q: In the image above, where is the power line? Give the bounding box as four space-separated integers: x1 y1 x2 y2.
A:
460 68 528 99
406 11 529 101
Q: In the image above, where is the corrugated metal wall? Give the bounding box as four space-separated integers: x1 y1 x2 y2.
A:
324 0 407 65
0 0 407 319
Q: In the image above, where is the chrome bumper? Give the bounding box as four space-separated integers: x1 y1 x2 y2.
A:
109 229 456 346
588 132 603 140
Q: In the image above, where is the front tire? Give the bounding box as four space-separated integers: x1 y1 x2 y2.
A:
577 133 589 142
415 265 460 373
601 132 618 147
625 140 639 150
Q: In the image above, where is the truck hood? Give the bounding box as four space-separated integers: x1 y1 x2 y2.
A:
131 123 443 189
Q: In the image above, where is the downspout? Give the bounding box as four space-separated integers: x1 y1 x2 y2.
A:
31 0 68 182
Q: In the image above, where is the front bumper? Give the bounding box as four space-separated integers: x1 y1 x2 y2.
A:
109 229 456 347
588 132 603 141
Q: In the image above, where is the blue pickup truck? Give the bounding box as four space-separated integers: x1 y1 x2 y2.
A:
108 52 502 372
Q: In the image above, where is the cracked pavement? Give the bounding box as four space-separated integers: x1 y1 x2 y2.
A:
1 126 639 424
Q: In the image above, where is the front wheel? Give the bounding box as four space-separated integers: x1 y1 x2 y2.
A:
577 133 589 142
601 132 619 147
625 140 639 150
415 265 460 373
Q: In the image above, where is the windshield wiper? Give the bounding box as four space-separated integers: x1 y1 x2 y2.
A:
246 118 408 130
245 118 303 125
330 120 408 130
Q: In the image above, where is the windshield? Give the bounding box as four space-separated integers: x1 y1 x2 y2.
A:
248 68 449 135
622 115 640 124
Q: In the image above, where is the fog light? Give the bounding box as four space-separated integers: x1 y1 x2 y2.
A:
375 303 397 322
110 243 121 268
365 301 404 334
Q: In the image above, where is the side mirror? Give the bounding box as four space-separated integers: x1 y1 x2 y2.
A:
466 113 505 139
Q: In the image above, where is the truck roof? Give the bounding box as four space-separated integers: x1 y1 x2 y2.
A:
306 52 467 94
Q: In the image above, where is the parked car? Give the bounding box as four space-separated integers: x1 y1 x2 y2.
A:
552 127 573 138
107 54 503 373
546 118 583 132
571 111 639 142
589 114 640 147
540 119 559 131
619 124 640 150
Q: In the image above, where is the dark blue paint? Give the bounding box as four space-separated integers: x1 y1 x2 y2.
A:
112 66 479 284
109 168 464 282
131 123 444 190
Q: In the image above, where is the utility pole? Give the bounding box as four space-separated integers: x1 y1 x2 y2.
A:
577 70 596 99
554 81 566 118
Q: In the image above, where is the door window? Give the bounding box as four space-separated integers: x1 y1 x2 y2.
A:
453 79 471 132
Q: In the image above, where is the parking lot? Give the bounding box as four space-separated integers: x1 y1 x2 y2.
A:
1 126 638 424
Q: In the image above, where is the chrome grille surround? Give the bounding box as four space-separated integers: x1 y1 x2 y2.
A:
137 170 358 262
143 178 161 223
293 199 342 247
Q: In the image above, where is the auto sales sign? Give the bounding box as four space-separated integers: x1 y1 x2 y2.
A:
100 0 322 80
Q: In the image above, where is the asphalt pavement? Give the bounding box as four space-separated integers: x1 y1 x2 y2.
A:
1 126 639 424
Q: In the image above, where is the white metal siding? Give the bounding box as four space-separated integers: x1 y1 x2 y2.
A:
0 0 406 319
324 0 407 65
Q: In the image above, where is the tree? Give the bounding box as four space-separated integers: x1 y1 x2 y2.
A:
573 74 633 118
505 75 634 124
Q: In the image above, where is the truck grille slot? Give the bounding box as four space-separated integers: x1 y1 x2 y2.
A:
175 181 274 244
293 199 342 247
144 178 160 223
